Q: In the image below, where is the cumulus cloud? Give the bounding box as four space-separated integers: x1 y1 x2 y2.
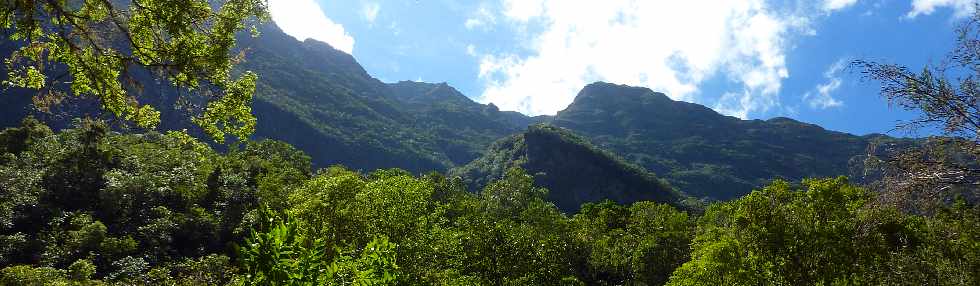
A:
907 0 976 18
803 60 846 109
823 0 859 11
268 0 355 54
465 5 498 30
362 2 381 24
476 0 807 118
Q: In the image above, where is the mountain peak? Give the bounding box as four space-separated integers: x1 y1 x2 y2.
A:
576 82 669 101
243 23 373 86
565 82 673 116
766 117 801 124
556 82 711 136
582 81 649 91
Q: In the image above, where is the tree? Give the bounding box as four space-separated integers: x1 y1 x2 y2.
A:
571 200 693 285
855 5 980 209
0 0 269 142
670 178 889 285
669 178 980 285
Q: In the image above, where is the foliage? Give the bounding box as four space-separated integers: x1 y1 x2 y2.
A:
236 207 397 285
856 6 980 210
0 120 701 284
572 201 693 285
0 265 72 286
668 178 980 285
1 1 979 285
0 120 979 285
0 119 310 284
0 0 269 142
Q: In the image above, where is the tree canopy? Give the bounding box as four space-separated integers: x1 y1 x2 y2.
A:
0 1 978 285
0 119 977 285
1 0 269 142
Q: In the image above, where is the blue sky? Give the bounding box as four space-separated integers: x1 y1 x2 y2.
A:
266 0 975 136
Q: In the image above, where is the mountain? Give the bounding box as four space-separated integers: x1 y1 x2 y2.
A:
223 24 541 172
0 23 897 202
388 80 544 128
549 82 877 199
386 81 543 164
0 24 533 173
238 28 439 172
451 124 685 212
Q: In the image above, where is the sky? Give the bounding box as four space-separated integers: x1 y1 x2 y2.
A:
265 0 976 137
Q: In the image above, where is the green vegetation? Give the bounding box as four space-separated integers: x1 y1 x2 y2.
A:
453 124 687 212
670 178 980 285
551 82 886 200
0 19 880 194
0 117 312 284
232 27 531 173
1 0 268 142
854 8 980 213
0 119 977 285
1 2 979 285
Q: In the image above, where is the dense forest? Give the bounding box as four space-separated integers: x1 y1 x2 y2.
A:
1 118 978 285
1 0 980 285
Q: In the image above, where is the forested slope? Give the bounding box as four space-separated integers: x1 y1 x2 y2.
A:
0 119 975 285
452 124 685 212
551 82 884 199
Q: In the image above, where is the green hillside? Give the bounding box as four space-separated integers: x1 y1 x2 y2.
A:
551 82 878 199
0 4 978 285
452 124 685 212
1 23 896 201
0 24 531 174
0 119 975 285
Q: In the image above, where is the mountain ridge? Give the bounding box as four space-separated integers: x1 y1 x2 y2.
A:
0 22 898 201
549 81 877 199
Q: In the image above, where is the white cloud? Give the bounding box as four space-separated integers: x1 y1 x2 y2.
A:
466 44 478 56
803 59 846 109
464 19 480 29
268 0 355 54
465 5 498 30
823 0 859 12
478 0 807 118
362 2 380 24
907 0 976 18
